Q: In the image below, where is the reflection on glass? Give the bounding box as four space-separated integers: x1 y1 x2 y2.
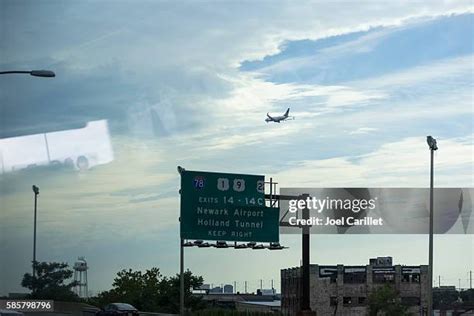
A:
0 120 113 174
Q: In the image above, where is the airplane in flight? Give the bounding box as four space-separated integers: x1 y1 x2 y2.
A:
265 108 293 123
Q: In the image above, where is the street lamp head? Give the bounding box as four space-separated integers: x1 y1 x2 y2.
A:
30 70 55 78
427 136 438 151
32 185 39 195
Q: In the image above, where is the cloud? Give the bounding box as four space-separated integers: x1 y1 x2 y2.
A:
273 134 474 187
187 52 472 153
349 127 378 135
1 4 472 143
244 13 474 85
351 54 473 89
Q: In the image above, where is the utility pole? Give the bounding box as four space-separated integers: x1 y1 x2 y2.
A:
260 279 263 290
439 275 441 287
245 281 247 293
470 270 472 289
234 281 236 294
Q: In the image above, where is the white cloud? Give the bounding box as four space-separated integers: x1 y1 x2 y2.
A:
182 51 472 152
273 134 474 187
349 127 379 135
352 54 474 89
4 1 472 72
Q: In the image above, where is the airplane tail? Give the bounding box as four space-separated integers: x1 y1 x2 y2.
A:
265 113 271 123
284 108 290 117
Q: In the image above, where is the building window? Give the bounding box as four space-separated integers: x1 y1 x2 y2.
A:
319 266 338 283
401 297 421 306
402 273 420 283
343 297 352 306
330 297 338 306
373 273 395 283
358 297 367 305
344 271 367 284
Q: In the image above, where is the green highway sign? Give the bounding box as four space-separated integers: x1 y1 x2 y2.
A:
180 170 279 242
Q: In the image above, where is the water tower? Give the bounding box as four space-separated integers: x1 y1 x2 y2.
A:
73 257 88 298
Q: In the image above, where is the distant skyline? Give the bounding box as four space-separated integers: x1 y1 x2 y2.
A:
0 1 473 296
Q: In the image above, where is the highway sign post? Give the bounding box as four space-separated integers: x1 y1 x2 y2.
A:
178 168 281 315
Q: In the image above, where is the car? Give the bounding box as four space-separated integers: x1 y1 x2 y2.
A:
96 303 139 316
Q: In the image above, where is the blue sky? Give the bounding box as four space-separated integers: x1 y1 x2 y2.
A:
0 1 473 296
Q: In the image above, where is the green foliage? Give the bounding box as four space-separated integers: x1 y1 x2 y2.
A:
460 289 474 303
159 270 207 313
368 284 411 316
89 268 205 313
88 268 164 312
21 261 79 301
433 289 459 308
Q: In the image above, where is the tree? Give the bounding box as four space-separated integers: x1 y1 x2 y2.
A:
460 289 474 303
159 270 206 313
95 267 165 312
90 268 205 313
433 289 459 308
368 284 411 316
21 261 79 301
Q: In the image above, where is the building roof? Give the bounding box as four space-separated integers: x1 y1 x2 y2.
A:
239 301 281 307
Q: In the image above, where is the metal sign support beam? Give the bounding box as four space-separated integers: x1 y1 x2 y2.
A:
180 238 184 315
301 194 311 312
268 191 316 315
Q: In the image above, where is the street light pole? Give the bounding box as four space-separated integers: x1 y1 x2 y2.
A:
32 185 40 291
177 166 185 316
2 66 53 290
426 136 438 316
0 70 55 77
180 238 184 315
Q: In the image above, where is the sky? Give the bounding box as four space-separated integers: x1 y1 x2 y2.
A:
0 1 473 296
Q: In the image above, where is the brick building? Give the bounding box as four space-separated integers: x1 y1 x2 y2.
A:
281 257 429 315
